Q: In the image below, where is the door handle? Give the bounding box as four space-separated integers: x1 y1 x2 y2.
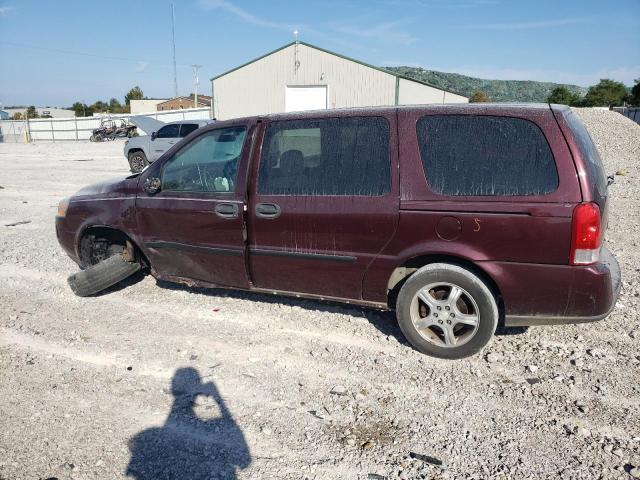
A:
214 203 239 219
255 203 281 219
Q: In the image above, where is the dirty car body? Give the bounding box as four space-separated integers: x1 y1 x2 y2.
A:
56 104 621 359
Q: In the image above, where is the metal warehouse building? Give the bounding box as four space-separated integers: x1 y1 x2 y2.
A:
211 41 468 120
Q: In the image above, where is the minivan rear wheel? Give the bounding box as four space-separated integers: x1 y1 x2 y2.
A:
396 263 498 359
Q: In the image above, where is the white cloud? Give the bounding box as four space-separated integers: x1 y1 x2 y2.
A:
0 5 14 16
135 61 149 73
198 0 295 31
331 19 417 45
462 17 592 30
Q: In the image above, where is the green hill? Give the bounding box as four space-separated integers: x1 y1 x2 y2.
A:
386 67 588 103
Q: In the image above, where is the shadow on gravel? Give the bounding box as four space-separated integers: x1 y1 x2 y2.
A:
127 368 251 480
156 279 410 345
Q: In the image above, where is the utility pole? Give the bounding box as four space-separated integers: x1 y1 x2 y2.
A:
192 64 202 107
171 1 178 97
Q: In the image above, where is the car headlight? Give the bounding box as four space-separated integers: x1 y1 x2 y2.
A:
57 197 70 217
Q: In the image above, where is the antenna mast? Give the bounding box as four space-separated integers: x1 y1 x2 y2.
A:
192 64 202 107
171 1 178 97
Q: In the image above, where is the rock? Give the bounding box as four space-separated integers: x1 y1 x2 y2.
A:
362 440 374 449
575 427 591 437
615 169 627 176
486 353 503 363
526 365 539 373
346 437 356 446
629 466 640 478
603 444 614 454
330 385 348 396
261 426 272 435
612 447 623 457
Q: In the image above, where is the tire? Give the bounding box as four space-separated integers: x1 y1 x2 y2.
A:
128 151 149 173
396 263 498 359
67 254 141 297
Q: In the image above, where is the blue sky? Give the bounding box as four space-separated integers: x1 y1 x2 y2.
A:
1 0 638 107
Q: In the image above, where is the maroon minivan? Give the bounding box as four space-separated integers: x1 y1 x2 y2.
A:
56 104 621 359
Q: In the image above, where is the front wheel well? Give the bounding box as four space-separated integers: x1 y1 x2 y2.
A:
386 254 504 323
79 226 147 268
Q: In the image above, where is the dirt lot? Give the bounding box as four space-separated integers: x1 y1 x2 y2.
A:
1 109 639 480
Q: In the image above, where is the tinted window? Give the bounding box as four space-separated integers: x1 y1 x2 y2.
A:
258 117 390 195
162 126 247 192
180 123 199 137
563 110 607 198
156 124 180 138
416 115 558 196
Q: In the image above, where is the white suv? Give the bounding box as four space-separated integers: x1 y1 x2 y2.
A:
124 119 212 173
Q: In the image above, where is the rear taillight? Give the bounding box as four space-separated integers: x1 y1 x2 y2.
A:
570 202 601 265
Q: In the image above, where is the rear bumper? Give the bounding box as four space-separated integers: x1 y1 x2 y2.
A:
482 247 621 327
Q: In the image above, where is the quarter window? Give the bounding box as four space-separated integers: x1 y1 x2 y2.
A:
162 126 247 192
258 117 390 196
416 115 559 196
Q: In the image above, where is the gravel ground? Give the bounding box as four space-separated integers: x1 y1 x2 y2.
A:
0 109 639 480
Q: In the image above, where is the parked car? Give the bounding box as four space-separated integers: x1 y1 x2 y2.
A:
124 119 212 173
56 104 620 359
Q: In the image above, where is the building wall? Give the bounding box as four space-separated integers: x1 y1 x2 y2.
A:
213 43 397 120
398 78 468 105
157 97 210 111
130 99 167 114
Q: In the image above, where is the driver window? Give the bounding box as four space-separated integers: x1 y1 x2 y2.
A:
162 126 247 193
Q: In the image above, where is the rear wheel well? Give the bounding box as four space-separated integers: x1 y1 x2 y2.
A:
387 254 504 324
128 148 145 157
79 226 147 268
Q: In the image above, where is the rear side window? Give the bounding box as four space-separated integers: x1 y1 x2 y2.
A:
156 124 180 138
179 123 199 137
416 115 559 196
563 110 607 198
258 117 390 196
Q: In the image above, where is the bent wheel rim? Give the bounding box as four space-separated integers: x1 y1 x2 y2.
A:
409 282 480 348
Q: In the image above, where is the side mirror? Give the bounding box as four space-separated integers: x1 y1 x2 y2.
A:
143 177 161 194
151 131 157 141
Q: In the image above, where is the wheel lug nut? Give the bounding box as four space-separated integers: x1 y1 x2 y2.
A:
450 313 455 317
433 313 438 318
447 320 451 324
437 306 441 310
445 306 450 310
438 320 443 324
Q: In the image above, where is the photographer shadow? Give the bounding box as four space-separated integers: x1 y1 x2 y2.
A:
127 368 251 479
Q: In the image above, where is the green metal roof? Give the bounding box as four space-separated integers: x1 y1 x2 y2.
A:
210 41 466 98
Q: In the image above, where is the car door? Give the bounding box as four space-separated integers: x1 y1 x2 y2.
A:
150 124 180 161
246 112 399 300
135 122 254 289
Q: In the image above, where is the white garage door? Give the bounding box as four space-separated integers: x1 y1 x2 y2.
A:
285 86 327 113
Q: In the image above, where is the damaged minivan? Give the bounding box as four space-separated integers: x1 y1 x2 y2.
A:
56 104 621 359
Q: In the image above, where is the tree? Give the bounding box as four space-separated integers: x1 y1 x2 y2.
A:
547 86 581 106
583 79 628 107
91 100 109 113
11 112 22 120
469 91 490 103
629 78 640 106
26 106 39 119
71 102 93 117
125 86 144 105
109 97 124 113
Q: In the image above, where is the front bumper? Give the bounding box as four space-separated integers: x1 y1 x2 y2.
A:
482 247 621 327
55 216 81 266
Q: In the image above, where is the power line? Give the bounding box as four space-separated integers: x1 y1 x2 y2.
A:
0 40 201 70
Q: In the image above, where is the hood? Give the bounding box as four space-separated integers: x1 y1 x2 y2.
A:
129 116 165 135
73 176 138 199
